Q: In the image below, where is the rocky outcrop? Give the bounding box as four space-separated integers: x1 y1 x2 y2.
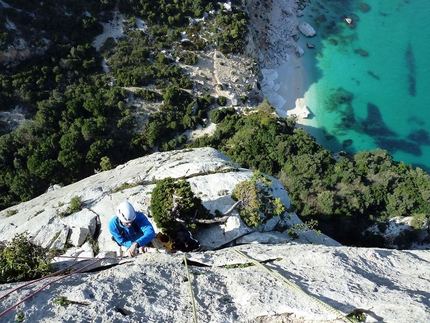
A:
1 149 429 323
0 148 334 257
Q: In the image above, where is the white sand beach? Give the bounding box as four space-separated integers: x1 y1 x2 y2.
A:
253 0 314 124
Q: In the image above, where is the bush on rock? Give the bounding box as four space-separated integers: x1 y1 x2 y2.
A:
151 177 210 235
232 171 285 227
0 232 52 283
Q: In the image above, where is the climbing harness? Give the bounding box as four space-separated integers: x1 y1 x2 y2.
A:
229 248 355 323
183 253 198 323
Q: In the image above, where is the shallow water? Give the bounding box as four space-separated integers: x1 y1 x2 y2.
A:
298 0 430 171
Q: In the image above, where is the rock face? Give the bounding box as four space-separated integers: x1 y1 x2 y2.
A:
298 22 316 37
0 148 334 257
1 244 429 323
1 148 429 322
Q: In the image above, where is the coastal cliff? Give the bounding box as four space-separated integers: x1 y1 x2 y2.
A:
1 148 429 323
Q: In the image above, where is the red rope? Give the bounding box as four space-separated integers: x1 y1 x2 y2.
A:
0 258 104 318
0 259 89 302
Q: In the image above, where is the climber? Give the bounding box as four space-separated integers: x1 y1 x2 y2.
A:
108 201 156 257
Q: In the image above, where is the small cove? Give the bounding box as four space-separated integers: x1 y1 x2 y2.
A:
295 0 430 171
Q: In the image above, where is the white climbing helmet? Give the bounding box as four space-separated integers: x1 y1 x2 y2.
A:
117 201 136 223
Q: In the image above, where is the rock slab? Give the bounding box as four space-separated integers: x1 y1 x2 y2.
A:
1 244 429 323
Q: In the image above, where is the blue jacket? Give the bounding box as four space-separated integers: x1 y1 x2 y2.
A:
108 212 156 248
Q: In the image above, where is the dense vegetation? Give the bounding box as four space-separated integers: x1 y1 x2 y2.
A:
0 0 248 209
1 1 429 248
189 101 430 247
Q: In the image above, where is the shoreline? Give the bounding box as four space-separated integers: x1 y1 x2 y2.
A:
254 0 314 126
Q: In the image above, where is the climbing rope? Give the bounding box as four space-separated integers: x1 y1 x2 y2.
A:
0 257 106 318
230 248 354 323
0 259 90 302
183 253 198 323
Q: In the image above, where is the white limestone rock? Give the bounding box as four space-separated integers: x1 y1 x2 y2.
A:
60 208 98 237
1 244 429 323
32 223 69 249
194 213 253 250
298 22 316 37
69 227 90 247
235 231 293 244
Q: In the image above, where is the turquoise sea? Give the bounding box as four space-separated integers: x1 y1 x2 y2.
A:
297 0 430 171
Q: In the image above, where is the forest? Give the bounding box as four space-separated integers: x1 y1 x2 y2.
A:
1 0 429 247
0 0 247 207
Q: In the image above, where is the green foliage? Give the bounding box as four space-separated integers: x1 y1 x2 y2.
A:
287 219 321 238
410 214 427 230
0 232 52 283
217 96 227 106
15 309 25 322
53 296 72 306
57 196 83 217
100 156 113 171
232 171 286 228
6 209 18 217
151 177 210 235
224 262 254 269
178 52 198 65
215 8 249 54
87 237 100 255
188 101 430 247
111 181 142 194
209 107 236 124
0 0 251 211
134 88 162 102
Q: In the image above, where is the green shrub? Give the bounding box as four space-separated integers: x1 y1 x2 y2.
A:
209 107 235 123
6 209 18 217
100 156 113 171
53 296 72 306
217 96 227 106
0 232 52 283
232 171 286 228
151 177 210 235
178 52 198 65
410 213 427 230
57 196 83 217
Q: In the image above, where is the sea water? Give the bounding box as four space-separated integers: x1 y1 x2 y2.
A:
297 0 430 171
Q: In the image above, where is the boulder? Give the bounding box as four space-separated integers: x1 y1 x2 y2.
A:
194 214 253 249
32 224 69 250
295 45 305 57
298 22 316 37
69 227 90 247
61 208 98 237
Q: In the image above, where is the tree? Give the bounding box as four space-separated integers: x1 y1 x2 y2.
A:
151 178 209 235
